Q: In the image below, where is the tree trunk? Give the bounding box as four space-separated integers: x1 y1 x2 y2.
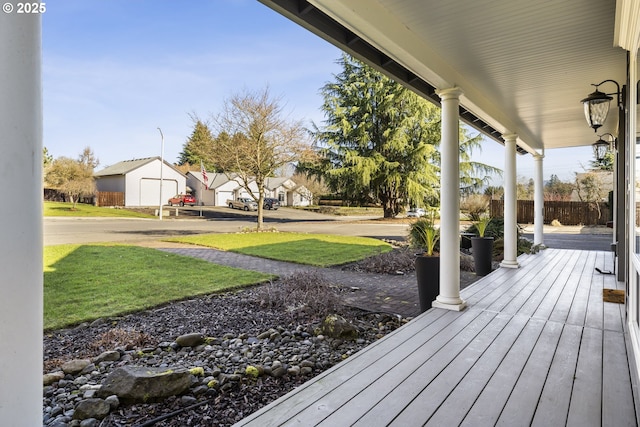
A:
383 207 395 218
256 190 264 230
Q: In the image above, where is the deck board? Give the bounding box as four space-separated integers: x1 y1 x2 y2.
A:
496 320 564 426
459 317 547 426
532 324 583 427
297 309 493 426
325 310 498 427
567 326 603 425
423 314 531 427
518 250 581 319
602 330 637 426
234 249 638 427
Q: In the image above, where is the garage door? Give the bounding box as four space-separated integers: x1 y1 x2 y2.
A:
139 178 177 206
216 191 233 206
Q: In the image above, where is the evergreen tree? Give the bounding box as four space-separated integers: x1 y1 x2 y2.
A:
304 54 439 217
544 174 574 201
43 146 53 168
305 54 499 218
178 119 217 170
589 150 614 171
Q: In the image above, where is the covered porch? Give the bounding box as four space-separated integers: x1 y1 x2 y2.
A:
236 248 637 426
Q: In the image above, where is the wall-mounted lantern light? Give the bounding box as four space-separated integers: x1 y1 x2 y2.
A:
581 80 621 132
592 132 616 161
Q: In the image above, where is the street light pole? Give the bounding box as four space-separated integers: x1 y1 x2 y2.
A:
157 127 164 220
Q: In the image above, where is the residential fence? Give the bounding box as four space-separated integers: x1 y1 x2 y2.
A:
489 199 611 226
43 188 96 205
97 192 124 207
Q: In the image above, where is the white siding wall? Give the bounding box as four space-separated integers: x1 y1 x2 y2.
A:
124 159 186 206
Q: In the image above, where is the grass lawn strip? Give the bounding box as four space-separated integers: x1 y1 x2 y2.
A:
167 232 392 267
44 201 155 218
44 244 272 330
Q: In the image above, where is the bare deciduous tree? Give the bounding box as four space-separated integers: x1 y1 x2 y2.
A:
212 88 311 229
575 171 606 220
291 171 328 205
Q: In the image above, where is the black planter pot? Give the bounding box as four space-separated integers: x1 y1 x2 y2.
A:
471 237 494 276
415 255 439 312
460 232 475 250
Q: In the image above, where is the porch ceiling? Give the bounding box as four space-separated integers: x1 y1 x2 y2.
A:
260 0 629 155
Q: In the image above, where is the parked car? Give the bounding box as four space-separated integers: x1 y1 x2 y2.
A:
168 194 196 206
263 197 281 210
226 197 258 211
406 208 426 217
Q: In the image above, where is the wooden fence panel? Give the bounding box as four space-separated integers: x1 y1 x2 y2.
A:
97 192 124 207
490 199 610 226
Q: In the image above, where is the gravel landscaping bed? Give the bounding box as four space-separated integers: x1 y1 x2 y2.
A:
43 271 409 427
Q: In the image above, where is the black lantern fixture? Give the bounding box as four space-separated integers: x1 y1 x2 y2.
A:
592 133 616 161
581 80 621 132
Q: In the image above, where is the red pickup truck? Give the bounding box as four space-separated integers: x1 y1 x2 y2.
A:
168 194 196 206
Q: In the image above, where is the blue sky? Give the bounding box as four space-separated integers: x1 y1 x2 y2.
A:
42 0 594 183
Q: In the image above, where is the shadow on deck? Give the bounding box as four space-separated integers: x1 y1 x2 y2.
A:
234 249 638 426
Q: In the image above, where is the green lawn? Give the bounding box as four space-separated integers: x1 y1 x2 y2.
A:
44 244 272 330
44 202 155 218
167 232 392 267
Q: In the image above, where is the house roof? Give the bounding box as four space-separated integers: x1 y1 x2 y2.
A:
94 156 186 178
187 171 246 190
260 0 637 155
264 177 296 190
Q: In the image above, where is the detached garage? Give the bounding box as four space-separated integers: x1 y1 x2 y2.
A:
94 157 187 207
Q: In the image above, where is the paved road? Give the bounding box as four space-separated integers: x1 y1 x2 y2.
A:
43 207 411 245
44 206 614 251
523 232 614 251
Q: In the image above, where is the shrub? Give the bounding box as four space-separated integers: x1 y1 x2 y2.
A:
492 235 533 261
252 271 341 319
464 217 505 239
408 218 439 255
344 246 416 273
460 194 489 221
90 328 154 353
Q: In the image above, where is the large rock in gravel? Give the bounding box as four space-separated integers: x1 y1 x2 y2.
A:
315 314 358 340
175 332 205 347
97 366 192 403
62 359 92 375
43 371 65 385
94 350 120 363
73 398 111 420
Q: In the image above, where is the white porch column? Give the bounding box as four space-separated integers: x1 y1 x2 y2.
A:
432 87 466 311
502 133 519 268
0 10 43 425
533 153 545 246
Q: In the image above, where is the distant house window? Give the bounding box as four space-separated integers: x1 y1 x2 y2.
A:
278 192 285 202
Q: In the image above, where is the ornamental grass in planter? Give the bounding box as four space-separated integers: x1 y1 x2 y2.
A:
470 216 494 276
409 216 440 312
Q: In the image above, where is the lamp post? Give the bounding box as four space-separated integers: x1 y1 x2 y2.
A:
157 127 164 220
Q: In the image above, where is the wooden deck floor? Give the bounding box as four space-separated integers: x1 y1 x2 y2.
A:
234 249 638 427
